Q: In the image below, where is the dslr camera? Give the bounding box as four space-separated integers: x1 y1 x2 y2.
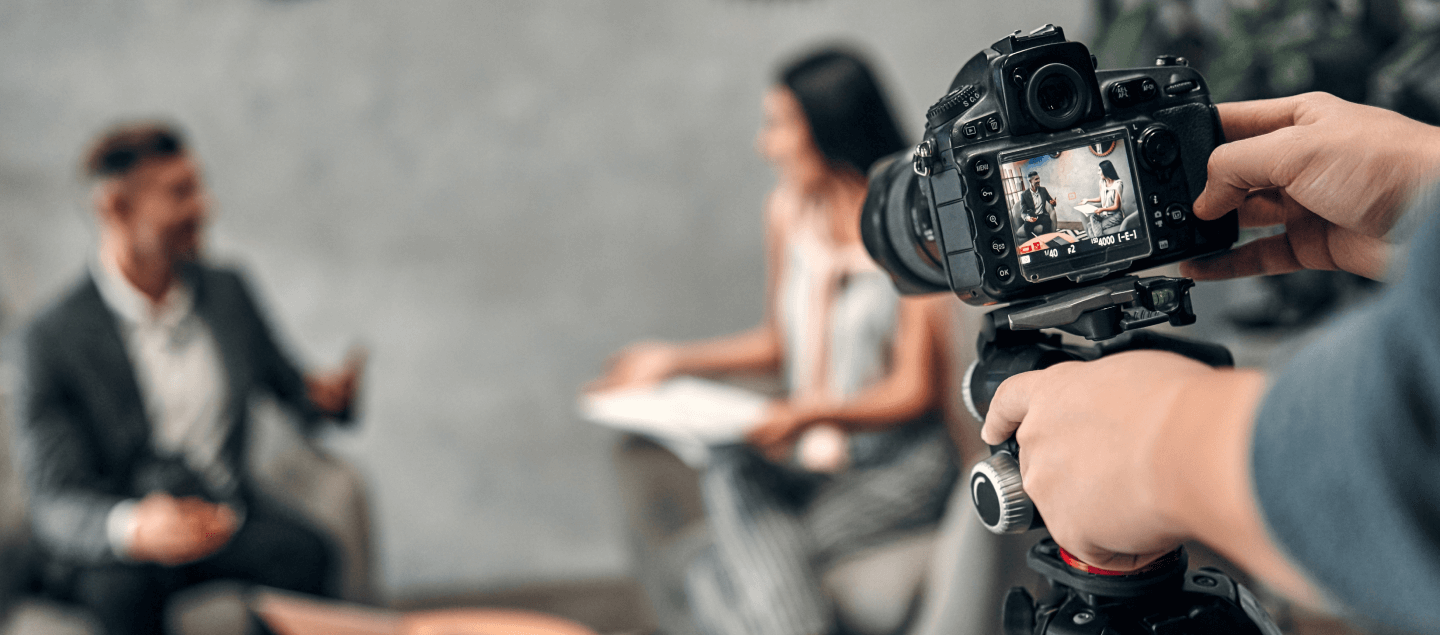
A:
859 28 1281 635
862 24 1235 306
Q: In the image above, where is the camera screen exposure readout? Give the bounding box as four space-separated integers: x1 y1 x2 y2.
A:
1001 131 1151 282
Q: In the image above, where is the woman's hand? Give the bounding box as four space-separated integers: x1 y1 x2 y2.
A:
1185 92 1440 281
586 340 680 392
745 400 813 462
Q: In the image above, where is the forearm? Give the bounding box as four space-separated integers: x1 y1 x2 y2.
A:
667 325 783 377
1157 368 1324 607
790 374 936 433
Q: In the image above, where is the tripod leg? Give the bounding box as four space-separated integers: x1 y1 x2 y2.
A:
1002 587 1035 635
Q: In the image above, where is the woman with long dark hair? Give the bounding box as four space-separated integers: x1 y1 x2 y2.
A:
1081 159 1126 236
591 48 958 635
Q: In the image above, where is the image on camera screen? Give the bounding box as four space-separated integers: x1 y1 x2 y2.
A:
1001 130 1152 282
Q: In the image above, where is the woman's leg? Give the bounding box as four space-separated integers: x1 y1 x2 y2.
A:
805 423 959 564
688 447 831 635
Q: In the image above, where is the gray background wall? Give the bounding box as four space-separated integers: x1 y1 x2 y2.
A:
0 1 1090 598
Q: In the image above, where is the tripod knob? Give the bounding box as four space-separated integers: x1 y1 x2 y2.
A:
970 451 1037 534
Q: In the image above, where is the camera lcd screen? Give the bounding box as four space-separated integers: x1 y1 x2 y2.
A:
1001 131 1151 282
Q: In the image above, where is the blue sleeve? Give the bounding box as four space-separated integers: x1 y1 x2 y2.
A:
1253 206 1440 633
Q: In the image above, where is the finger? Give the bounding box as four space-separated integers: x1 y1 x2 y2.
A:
1178 233 1304 280
1324 231 1391 280
1214 96 1311 143
1233 187 1302 228
981 370 1044 445
1193 126 1308 220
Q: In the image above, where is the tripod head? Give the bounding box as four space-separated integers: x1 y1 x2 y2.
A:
961 276 1280 635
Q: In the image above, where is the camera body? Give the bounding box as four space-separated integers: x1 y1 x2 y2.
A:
862 25 1236 305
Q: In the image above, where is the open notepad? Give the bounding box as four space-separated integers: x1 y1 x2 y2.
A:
579 377 768 466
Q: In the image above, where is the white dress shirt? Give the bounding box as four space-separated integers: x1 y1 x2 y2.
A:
93 254 231 557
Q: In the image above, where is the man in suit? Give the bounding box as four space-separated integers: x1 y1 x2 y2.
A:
1018 171 1057 239
8 123 362 635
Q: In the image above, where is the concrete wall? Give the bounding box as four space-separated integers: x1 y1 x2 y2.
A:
0 0 1090 597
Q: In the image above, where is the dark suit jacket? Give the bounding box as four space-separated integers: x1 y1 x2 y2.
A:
1018 186 1055 222
7 263 323 566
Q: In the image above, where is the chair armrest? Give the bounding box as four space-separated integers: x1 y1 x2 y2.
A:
247 396 376 603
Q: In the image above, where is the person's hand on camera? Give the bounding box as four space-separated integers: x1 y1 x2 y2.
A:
128 492 237 566
981 351 1271 573
586 340 680 392
1185 92 1440 281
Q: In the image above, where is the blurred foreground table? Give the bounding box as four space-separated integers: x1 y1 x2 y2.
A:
254 590 599 635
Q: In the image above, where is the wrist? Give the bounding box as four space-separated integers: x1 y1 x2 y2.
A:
1150 368 1267 546
786 402 827 432
106 499 140 560
653 343 687 377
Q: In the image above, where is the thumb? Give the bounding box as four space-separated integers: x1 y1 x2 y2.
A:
981 370 1044 445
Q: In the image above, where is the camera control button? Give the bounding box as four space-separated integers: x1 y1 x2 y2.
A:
984 210 1004 229
995 264 1014 281
961 121 980 139
1165 80 1197 95
978 184 997 202
1139 126 1181 169
1148 193 1162 208
1108 78 1160 108
972 158 993 177
1167 204 1188 223
1140 78 1159 99
985 116 1002 134
990 238 1008 256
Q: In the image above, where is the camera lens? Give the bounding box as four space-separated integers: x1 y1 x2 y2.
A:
860 154 950 295
1025 63 1089 130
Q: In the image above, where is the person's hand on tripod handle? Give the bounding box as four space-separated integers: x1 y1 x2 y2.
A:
980 351 1261 568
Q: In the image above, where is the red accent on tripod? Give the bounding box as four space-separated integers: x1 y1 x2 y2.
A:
1058 547 1183 576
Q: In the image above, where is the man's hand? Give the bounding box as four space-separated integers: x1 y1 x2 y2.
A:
585 341 679 393
980 351 1268 572
306 347 366 417
1186 92 1440 280
128 492 237 566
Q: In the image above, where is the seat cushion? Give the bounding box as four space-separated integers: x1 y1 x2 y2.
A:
821 531 936 635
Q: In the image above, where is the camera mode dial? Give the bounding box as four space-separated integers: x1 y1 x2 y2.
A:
926 84 983 129
971 452 1036 534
